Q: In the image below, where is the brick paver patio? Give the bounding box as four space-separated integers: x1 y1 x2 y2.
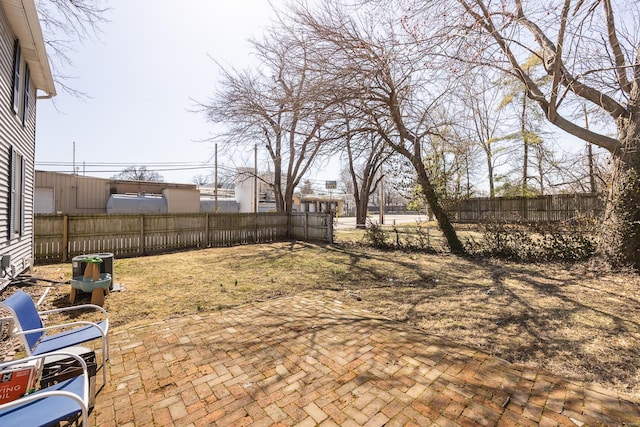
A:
91 292 640 426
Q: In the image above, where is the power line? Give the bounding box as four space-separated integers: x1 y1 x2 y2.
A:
36 161 208 166
37 166 212 174
35 162 239 174
35 162 338 183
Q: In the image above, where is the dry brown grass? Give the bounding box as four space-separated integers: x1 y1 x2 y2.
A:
27 233 640 400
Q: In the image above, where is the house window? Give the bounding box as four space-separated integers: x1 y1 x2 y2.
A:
11 40 21 114
22 64 31 125
8 148 25 239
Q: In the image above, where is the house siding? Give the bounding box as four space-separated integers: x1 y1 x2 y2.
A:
0 4 38 276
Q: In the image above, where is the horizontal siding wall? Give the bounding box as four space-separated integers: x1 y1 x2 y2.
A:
34 212 333 262
0 5 11 256
0 5 39 276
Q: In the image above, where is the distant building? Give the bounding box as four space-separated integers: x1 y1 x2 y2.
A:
198 183 239 213
234 169 345 215
36 169 345 217
298 195 344 216
234 168 282 213
35 171 200 214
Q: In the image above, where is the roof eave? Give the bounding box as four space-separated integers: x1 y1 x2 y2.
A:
1 0 56 97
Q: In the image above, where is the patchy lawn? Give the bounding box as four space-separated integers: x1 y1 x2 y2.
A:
19 236 640 400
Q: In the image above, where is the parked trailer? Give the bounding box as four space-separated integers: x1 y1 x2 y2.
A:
106 194 168 214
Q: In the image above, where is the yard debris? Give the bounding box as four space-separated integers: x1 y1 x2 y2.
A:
347 291 362 301
502 395 510 408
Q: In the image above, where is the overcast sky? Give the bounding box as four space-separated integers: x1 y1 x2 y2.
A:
35 0 336 185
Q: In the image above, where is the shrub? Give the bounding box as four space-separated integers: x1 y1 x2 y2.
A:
362 221 437 253
465 218 598 262
362 218 598 263
363 221 390 249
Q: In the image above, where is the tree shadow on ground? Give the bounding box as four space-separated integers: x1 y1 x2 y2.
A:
148 295 638 425
360 254 640 398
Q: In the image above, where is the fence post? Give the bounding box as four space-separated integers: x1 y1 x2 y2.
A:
62 215 69 262
139 215 145 256
254 213 258 243
204 213 209 248
305 212 309 240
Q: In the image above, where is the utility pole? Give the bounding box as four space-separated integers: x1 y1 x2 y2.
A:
254 144 258 213
214 143 218 212
72 141 76 175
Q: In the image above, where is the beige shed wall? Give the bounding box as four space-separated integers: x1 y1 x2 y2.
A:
163 188 200 213
35 171 110 214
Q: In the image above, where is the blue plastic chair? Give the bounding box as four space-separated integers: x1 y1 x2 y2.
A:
1 290 109 383
0 352 90 426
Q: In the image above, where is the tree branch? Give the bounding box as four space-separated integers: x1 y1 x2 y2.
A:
548 0 571 122
602 0 632 94
465 0 623 154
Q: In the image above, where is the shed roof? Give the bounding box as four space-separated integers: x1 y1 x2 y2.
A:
1 0 55 97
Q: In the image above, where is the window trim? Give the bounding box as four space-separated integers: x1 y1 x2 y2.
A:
8 148 25 240
21 64 31 126
8 148 14 240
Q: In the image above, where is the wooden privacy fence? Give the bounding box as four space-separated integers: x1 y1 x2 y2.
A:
449 193 604 223
34 212 333 262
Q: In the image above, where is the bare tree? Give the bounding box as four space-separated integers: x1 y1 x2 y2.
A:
204 16 338 215
344 129 390 228
544 143 611 194
111 166 163 182
460 75 512 197
291 2 466 253
427 0 640 267
420 122 481 201
192 174 210 186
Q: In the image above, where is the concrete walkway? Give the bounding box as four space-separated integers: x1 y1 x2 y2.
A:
91 292 640 426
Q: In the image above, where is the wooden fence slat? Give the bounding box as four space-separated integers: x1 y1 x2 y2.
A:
450 193 604 223
34 212 331 262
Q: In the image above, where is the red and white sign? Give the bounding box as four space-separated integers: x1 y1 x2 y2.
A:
0 363 37 404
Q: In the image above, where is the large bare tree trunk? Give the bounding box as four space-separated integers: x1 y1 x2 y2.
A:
601 116 640 269
413 159 465 254
355 197 369 229
344 132 385 230
455 0 640 267
487 156 495 198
